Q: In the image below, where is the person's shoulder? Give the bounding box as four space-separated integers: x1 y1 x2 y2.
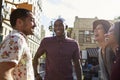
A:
9 32 27 44
12 32 23 38
65 37 77 43
42 36 54 42
13 32 26 40
43 36 54 40
65 37 76 42
2 32 25 46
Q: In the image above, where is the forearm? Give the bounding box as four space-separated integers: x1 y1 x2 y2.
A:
0 62 16 80
74 59 82 80
33 56 39 76
33 54 43 80
75 64 82 80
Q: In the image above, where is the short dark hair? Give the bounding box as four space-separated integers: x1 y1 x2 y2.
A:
54 18 68 29
10 8 31 28
93 20 111 33
54 18 65 26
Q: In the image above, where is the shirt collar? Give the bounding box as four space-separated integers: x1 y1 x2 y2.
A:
11 29 28 41
55 35 66 42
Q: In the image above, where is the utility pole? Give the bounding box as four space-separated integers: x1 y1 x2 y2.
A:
49 21 55 36
0 0 3 43
0 0 2 31
51 21 54 36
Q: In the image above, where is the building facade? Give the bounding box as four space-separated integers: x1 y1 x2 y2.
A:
71 16 98 50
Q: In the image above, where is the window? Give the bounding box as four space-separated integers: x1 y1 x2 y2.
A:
73 33 76 39
86 35 91 42
84 31 91 43
4 28 7 35
79 30 84 43
79 34 84 43
0 35 3 43
79 30 95 43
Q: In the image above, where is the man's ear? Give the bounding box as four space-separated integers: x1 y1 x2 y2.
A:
16 18 24 27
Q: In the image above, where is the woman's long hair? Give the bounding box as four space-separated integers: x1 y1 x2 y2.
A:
114 21 120 55
114 21 120 51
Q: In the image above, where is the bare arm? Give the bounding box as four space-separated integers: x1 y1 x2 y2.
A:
73 41 82 80
73 58 82 80
0 62 16 80
33 51 42 78
33 39 46 80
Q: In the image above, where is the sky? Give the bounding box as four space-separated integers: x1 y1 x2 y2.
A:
40 0 120 37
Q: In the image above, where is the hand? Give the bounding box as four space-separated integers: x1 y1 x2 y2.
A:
35 74 42 80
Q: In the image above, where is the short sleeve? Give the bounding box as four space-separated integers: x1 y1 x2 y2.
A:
0 35 25 64
72 41 80 60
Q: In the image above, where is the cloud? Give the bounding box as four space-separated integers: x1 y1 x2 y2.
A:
41 0 120 36
47 0 62 5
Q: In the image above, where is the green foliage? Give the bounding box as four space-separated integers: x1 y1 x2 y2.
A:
41 52 46 58
49 25 53 31
114 16 120 20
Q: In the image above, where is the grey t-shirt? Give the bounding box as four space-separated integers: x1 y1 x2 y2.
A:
105 47 115 77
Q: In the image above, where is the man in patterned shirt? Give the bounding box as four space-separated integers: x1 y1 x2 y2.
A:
0 8 36 80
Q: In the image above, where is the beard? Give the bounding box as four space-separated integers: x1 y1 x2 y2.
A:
31 28 34 34
31 28 40 38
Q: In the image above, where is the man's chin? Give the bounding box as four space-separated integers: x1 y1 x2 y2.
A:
56 35 62 37
28 32 34 35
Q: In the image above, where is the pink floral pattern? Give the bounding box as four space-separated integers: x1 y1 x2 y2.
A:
0 30 34 80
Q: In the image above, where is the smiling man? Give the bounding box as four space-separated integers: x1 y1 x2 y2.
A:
0 8 36 80
33 18 82 80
